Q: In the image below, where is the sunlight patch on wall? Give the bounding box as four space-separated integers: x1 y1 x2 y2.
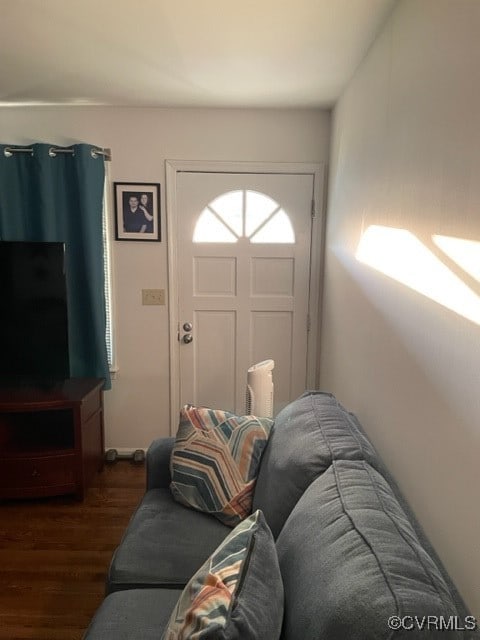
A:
356 225 480 325
433 235 480 283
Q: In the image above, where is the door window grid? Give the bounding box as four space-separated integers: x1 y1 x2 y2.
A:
193 189 295 244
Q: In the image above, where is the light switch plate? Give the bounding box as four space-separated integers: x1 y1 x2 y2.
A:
142 289 165 305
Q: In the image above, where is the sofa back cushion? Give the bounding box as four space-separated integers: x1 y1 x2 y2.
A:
252 391 378 538
276 460 462 640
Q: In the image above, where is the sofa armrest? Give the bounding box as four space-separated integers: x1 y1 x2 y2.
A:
146 437 175 490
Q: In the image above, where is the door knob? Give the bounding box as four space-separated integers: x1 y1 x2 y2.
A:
182 333 193 344
183 322 193 331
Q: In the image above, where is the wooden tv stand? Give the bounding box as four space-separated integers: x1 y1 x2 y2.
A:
0 378 104 500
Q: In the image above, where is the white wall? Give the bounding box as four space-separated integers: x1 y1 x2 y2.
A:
0 106 330 449
321 0 480 616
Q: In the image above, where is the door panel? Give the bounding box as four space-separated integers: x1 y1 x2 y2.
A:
194 310 236 409
250 310 293 407
176 171 314 416
251 257 294 296
194 257 237 296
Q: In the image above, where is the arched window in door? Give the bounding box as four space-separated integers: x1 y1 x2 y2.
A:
193 190 295 243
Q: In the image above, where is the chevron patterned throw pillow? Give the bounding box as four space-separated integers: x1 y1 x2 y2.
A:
170 405 274 526
162 509 283 640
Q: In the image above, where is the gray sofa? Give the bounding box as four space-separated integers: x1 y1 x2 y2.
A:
84 392 478 639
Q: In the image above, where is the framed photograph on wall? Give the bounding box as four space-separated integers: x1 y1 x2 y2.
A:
114 182 161 241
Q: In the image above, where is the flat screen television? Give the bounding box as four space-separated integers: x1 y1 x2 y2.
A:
0 240 70 385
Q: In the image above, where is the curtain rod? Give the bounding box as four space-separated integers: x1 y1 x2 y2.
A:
3 146 112 161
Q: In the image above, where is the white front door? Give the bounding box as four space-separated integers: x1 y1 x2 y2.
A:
169 165 322 423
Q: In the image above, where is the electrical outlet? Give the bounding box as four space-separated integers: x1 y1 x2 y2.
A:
142 289 165 305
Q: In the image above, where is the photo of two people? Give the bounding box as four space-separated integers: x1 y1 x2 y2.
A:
114 182 161 241
123 192 153 234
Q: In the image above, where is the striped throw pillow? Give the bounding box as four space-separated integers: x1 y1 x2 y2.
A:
162 510 283 640
170 405 273 527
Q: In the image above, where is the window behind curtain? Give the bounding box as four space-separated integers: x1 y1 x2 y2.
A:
102 166 115 370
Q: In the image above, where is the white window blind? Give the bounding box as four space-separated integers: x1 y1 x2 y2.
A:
102 167 115 369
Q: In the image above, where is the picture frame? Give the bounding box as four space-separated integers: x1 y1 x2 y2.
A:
114 182 161 241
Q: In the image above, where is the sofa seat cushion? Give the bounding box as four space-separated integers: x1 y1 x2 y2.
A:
276 460 461 640
170 405 273 527
162 510 283 640
83 588 183 640
107 488 231 593
253 391 379 538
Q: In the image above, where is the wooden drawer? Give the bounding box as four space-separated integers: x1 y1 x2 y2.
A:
0 453 76 491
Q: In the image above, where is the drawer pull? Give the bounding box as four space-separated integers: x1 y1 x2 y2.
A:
31 469 40 478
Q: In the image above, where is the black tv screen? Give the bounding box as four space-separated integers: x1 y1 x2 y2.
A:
0 241 70 384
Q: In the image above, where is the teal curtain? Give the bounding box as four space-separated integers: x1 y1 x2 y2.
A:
0 143 110 388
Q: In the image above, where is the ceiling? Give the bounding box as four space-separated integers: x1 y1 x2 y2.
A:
0 0 396 108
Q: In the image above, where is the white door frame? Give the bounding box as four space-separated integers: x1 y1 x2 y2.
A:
165 160 326 435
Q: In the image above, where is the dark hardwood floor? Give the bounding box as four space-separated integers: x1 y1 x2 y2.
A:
0 461 145 640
